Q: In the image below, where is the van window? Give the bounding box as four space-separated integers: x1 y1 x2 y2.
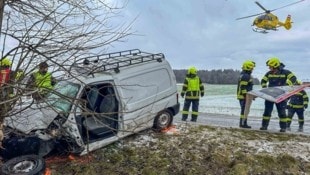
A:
46 81 80 112
120 68 172 104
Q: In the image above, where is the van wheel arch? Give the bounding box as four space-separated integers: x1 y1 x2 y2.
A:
153 110 173 132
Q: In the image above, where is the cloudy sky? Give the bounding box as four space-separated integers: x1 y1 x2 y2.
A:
109 0 310 81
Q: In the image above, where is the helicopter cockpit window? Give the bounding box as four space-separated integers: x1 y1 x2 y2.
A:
258 15 272 21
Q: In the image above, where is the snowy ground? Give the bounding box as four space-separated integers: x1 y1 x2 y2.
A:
128 114 310 163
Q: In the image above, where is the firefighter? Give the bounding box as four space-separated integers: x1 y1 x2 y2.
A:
287 81 308 132
260 57 297 132
237 60 255 128
181 66 204 122
0 57 12 87
27 61 56 100
0 57 12 123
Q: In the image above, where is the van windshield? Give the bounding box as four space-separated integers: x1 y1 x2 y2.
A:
46 81 80 113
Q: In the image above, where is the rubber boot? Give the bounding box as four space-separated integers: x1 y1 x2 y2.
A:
191 116 197 122
279 128 286 132
298 125 303 132
279 121 287 132
286 122 291 131
260 120 269 130
243 119 251 128
240 119 251 129
239 118 243 127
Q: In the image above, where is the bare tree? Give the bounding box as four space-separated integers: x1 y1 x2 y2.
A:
0 0 133 145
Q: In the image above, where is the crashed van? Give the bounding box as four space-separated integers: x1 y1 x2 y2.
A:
0 49 180 174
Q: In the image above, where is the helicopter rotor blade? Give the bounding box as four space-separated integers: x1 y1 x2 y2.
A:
236 12 265 20
270 0 305 12
255 1 269 12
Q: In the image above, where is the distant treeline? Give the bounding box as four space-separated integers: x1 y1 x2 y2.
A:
173 69 260 85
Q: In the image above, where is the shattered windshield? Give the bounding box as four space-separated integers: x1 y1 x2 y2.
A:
46 81 80 113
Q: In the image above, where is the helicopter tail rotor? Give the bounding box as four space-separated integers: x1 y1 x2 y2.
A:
284 15 292 30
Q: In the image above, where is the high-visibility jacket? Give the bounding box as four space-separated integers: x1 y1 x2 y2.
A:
33 71 53 90
15 70 24 81
288 90 309 109
237 70 253 100
261 68 297 88
0 68 11 86
181 74 204 100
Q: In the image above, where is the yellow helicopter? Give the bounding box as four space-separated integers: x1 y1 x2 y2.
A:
236 0 305 33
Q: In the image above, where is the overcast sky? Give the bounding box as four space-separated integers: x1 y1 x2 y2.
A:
109 0 310 81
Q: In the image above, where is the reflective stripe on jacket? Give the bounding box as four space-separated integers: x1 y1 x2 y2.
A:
288 90 309 109
261 69 296 88
237 70 253 100
181 75 204 100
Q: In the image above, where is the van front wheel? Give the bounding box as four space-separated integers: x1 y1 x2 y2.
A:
153 111 173 131
1 154 45 175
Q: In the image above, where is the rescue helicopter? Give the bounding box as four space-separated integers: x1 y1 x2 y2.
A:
236 0 305 34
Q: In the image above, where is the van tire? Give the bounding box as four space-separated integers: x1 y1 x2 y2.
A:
1 154 46 175
153 111 173 131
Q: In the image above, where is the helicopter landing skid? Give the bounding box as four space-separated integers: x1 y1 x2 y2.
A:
252 28 268 34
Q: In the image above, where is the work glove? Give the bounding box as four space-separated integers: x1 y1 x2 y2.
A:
181 93 184 98
201 93 204 97
305 104 308 109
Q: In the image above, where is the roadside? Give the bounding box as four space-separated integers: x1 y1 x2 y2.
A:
2 112 310 175
50 118 310 175
174 112 310 135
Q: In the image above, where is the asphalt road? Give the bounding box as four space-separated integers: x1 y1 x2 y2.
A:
174 112 310 135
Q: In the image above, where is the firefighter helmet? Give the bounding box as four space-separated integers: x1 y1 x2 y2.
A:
0 57 12 66
242 60 255 71
39 62 48 69
297 80 302 85
266 57 280 68
187 66 197 75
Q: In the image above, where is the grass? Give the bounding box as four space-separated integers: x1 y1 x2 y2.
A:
48 125 310 175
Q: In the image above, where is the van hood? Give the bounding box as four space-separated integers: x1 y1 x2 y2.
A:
4 105 59 134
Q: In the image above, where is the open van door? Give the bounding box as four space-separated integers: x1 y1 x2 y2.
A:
79 83 119 142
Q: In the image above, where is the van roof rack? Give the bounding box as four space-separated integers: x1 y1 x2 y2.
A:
70 49 165 76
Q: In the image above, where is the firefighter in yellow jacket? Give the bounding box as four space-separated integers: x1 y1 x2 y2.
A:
27 62 56 100
181 66 204 122
260 57 297 132
237 60 255 128
287 81 308 132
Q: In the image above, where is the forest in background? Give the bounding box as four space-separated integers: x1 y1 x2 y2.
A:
173 69 260 84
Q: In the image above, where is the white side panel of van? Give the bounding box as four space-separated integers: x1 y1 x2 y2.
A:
116 63 177 133
119 68 174 112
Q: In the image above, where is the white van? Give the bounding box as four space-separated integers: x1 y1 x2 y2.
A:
1 49 180 174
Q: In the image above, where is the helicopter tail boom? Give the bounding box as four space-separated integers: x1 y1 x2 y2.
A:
279 15 292 30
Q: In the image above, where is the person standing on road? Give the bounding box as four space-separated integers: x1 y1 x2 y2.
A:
260 57 297 132
287 81 308 132
181 66 204 122
237 60 255 128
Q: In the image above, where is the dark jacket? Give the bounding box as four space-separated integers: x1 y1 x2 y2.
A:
237 70 253 100
261 68 297 88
